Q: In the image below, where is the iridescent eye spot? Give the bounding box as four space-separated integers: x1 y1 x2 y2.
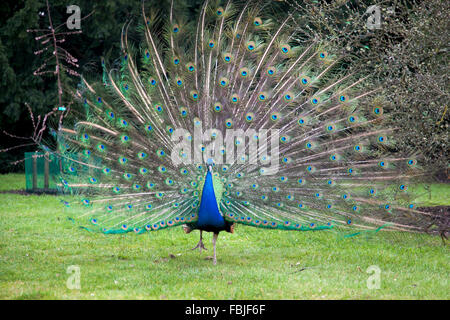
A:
230 94 239 103
173 58 180 65
280 44 291 53
223 53 232 63
246 41 256 51
219 77 229 87
187 64 195 72
216 7 224 16
319 52 327 59
157 149 165 157
97 97 102 103
311 97 319 105
301 78 308 84
176 79 183 86
373 107 383 115
284 94 291 101
138 152 147 159
123 173 132 179
208 41 215 48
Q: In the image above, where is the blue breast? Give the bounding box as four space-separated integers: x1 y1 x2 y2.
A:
196 171 226 230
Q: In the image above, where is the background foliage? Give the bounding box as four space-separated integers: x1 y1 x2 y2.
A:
0 0 448 177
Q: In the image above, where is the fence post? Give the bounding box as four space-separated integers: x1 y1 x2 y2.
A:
44 152 50 189
32 153 38 191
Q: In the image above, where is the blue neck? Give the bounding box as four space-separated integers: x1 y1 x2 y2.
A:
196 171 225 229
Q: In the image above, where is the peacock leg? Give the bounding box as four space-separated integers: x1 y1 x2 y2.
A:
191 230 207 252
212 232 219 265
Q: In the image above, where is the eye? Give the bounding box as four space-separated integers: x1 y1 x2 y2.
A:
311 97 320 105
240 67 250 78
258 92 267 101
222 53 232 63
246 41 256 51
230 94 239 103
318 51 327 59
219 77 229 87
186 63 195 72
280 44 291 54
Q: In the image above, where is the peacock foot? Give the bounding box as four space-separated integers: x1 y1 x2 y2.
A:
191 240 207 252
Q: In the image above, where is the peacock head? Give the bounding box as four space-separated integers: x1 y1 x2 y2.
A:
206 158 214 172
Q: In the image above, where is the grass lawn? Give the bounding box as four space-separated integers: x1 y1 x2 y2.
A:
0 173 448 299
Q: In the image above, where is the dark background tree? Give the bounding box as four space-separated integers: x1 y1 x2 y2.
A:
0 0 203 172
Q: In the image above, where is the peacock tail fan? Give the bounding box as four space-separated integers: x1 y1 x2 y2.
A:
54 0 439 238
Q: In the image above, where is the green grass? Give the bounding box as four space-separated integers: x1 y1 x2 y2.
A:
0 174 448 299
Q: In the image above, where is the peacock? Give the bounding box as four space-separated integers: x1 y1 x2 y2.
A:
54 0 441 265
